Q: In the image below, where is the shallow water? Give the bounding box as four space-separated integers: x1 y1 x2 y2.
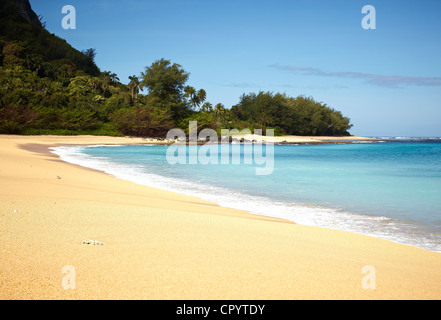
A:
51 139 441 252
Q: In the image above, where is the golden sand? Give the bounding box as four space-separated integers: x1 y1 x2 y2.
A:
0 135 440 300
236 133 378 144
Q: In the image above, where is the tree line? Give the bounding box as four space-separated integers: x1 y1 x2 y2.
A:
0 53 352 137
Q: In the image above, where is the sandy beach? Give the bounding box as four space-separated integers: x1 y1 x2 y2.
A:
1 134 441 300
235 133 379 144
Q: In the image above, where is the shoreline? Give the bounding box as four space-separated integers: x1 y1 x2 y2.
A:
50 141 440 253
1 135 441 299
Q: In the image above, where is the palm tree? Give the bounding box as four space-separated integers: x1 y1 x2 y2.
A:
184 86 207 110
128 75 140 101
101 71 119 86
197 89 206 109
184 85 197 108
214 103 229 127
201 102 213 113
110 73 120 86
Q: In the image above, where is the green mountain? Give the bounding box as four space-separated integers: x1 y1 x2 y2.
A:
0 0 100 76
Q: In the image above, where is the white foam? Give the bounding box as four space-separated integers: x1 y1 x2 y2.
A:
50 145 441 253
374 136 441 141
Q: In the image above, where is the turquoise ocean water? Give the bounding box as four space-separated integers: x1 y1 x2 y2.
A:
51 138 441 252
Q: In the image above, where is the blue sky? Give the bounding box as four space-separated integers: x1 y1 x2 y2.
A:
29 0 441 137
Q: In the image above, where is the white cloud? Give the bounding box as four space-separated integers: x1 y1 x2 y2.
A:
269 64 441 88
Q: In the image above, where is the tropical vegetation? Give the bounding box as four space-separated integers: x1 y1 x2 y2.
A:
0 0 353 137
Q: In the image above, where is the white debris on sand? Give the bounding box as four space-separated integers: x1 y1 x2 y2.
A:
82 239 103 246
